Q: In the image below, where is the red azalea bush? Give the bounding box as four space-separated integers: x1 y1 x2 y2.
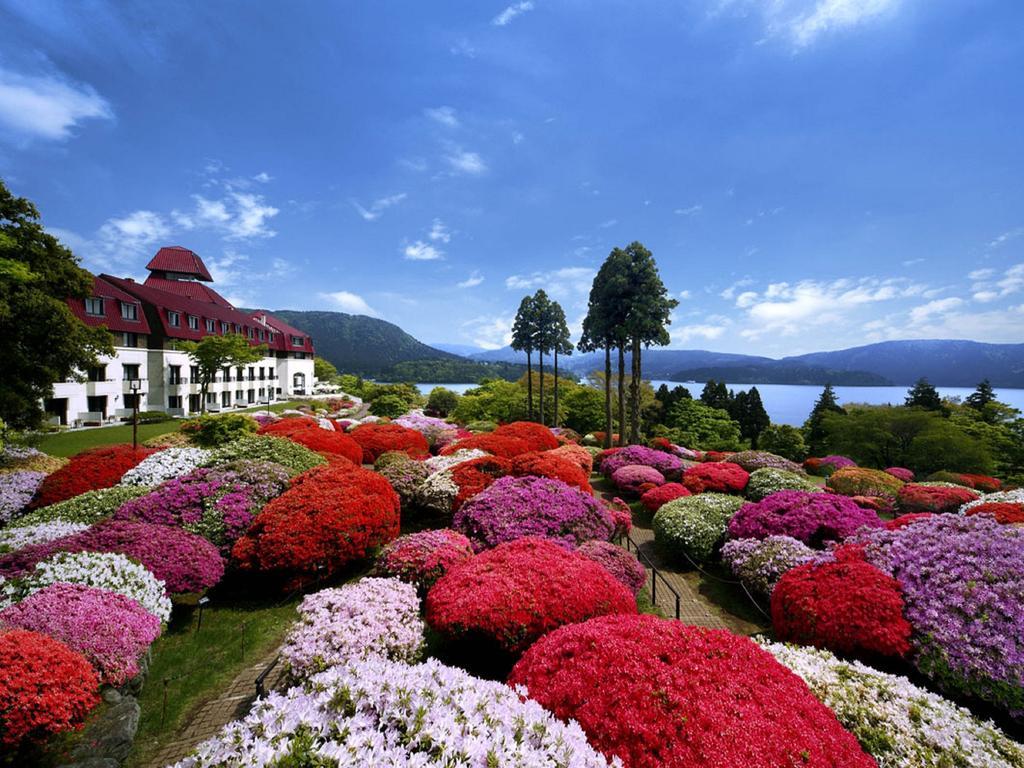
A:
440 433 532 458
771 558 912 658
965 501 1024 524
682 461 749 494
884 467 915 482
929 471 1002 492
640 482 690 512
511 451 592 493
425 537 636 656
611 465 665 495
0 520 225 595
885 512 935 530
549 443 595 474
509 614 876 768
491 422 560 452
32 444 156 508
0 629 99 749
701 450 734 463
231 463 400 585
450 455 513 511
605 498 633 538
258 419 363 464
349 423 430 462
897 483 980 514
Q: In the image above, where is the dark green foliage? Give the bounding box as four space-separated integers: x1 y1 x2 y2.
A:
0 179 114 428
729 386 770 448
758 424 808 461
181 413 258 447
655 384 692 410
965 379 996 411
905 377 944 411
511 295 539 419
369 394 410 418
425 387 460 417
700 380 731 411
803 384 845 455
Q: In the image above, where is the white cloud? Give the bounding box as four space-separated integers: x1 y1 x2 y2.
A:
512 131 525 144
672 323 727 344
493 1 534 26
599 218 618 228
902 258 925 267
678 290 692 300
989 227 1023 249
425 106 459 127
320 290 381 317
973 290 999 303
429 218 451 243
404 240 444 261
969 268 995 280
968 263 1024 302
735 290 759 308
0 66 112 140
253 172 272 183
351 192 407 221
445 149 487 175
908 297 964 324
719 277 755 300
176 192 278 239
457 271 484 288
716 0 902 48
505 266 595 299
674 204 703 216
461 314 514 349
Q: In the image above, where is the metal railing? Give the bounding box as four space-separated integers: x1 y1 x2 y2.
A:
619 532 681 620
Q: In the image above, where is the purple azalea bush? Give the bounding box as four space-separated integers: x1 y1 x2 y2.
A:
728 490 883 548
0 471 46 524
729 451 805 475
611 464 666 494
0 582 161 686
453 476 615 551
720 536 816 598
373 529 474 589
601 445 683 478
850 514 1024 717
575 540 646 595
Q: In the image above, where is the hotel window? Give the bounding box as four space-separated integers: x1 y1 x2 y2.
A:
168 395 182 409
234 324 241 333
246 327 254 339
205 319 216 332
221 321 230 334
120 301 139 321
122 364 141 381
85 297 104 316
187 315 199 330
87 365 106 382
258 329 265 341
190 365 200 380
121 332 139 347
168 311 181 327
169 366 182 385
291 335 304 347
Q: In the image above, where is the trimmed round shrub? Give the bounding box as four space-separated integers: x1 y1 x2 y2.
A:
118 447 211 486
600 445 683 478
463 419 497 433
611 464 665 494
745 467 823 501
884 467 915 482
180 413 257 447
764 641 1024 768
453 476 615 551
511 450 592 493
652 493 745 563
491 421 559 452
827 467 904 499
681 461 749 494
0 471 45 524
33 444 155 507
965 501 1024 524
575 540 646 595
548 442 594 474
231 462 400 586
439 432 532 458
897 483 980 513
422 448 488 475
639 482 690 512
394 412 459 446
0 520 225 595
508 614 876 768
372 529 474 589
373 452 430 508
772 558 912 658
0 583 160 686
0 629 99 749
259 418 364 464
425 537 636 656
729 450 805 474
929 471 1002 492
0 522 90 554
804 455 857 476
720 535 816 598
728 490 883 548
15 485 152 528
448 455 512 511
281 578 424 680
349 423 430 462
206 435 326 475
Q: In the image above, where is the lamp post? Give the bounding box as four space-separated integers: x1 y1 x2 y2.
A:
130 378 141 450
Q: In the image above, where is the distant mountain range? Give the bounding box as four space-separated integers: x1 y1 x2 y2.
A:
272 311 1024 388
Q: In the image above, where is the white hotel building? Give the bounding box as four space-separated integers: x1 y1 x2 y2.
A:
47 246 316 426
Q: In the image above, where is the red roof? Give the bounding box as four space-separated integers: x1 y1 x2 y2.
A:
68 276 153 335
146 246 213 281
252 311 315 354
143 275 233 307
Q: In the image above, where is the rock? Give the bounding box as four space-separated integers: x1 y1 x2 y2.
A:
101 687 122 705
68 695 140 764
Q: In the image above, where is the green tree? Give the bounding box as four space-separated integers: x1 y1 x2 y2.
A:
666 399 742 451
180 334 266 413
426 386 460 417
511 295 538 420
452 379 528 424
905 377 943 411
530 289 554 425
731 386 770 448
758 424 808 461
561 385 606 435
0 179 113 428
548 299 573 427
700 380 732 411
313 356 339 382
803 384 844 455
965 379 996 413
369 394 409 418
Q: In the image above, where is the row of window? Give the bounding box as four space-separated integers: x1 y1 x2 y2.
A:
85 297 141 322
85 364 141 382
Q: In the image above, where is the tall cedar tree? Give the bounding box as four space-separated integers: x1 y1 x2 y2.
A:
180 334 267 413
511 295 538 419
0 179 113 428
530 289 553 425
730 386 771 448
700 380 732 411
803 383 844 455
549 300 573 426
965 379 995 410
905 377 943 411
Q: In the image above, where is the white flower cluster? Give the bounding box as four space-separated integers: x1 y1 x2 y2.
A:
652 493 745 563
0 521 90 554
174 655 619 768
281 578 425 680
960 488 1024 514
761 641 1024 768
316 417 334 431
415 469 461 513
17 551 172 622
745 468 823 502
120 448 211 486
422 448 488 475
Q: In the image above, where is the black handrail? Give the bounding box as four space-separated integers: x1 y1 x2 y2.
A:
619 532 681 620
255 654 281 698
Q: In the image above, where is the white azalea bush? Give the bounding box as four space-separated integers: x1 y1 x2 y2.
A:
119 447 211 486
745 468 823 501
415 468 462 513
652 493 745 563
423 448 488 475
15 485 152 526
960 488 1024 513
281 578 425 680
173 656 619 768
13 551 172 622
762 641 1024 768
0 521 90 554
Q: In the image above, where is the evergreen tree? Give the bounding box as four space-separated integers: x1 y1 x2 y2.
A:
966 379 996 410
530 289 553 425
511 295 538 420
905 377 943 411
744 387 771 448
548 300 572 426
803 384 844 454
700 380 732 411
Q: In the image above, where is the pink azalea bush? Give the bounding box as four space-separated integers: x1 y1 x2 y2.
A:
372 529 474 589
611 464 666 494
601 445 683 478
728 490 884 548
575 540 646 595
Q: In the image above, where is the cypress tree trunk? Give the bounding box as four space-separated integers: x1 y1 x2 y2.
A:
630 337 641 444
617 345 626 447
553 348 560 427
603 344 612 448
538 348 546 425
526 351 533 420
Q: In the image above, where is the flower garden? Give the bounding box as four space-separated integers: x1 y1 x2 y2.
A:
1 409 1022 767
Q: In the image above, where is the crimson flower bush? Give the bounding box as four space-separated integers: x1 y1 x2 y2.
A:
491 421 560 452
32 444 155 508
425 537 636 655
728 490 883 548
884 512 935 530
929 471 1002 492
349 423 430 462
611 464 665 495
965 501 1024 524
548 443 594 474
771 557 912 658
509 614 876 768
231 463 400 585
640 482 690 512
897 483 980 513
0 629 99 749
511 450 592 493
258 419 363 464
372 529 474 589
439 432 532 458
682 461 749 494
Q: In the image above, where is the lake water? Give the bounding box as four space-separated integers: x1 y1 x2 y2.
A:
414 381 1024 426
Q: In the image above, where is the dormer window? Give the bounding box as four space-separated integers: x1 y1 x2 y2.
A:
85 297 104 316
291 335 304 347
120 301 139 321
205 319 216 332
187 315 199 330
168 310 181 327
221 321 229 334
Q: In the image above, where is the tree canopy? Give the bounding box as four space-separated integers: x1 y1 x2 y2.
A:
905 377 944 411
180 334 267 413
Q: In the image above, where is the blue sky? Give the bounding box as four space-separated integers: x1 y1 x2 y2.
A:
1 0 1022 355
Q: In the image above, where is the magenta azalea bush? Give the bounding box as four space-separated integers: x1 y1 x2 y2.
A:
0 520 224 595
0 582 160 686
611 464 666 494
453 476 615 552
728 490 883 548
601 445 683 478
373 529 474 589
885 467 915 483
575 540 646 595
115 461 290 552
721 536 817 598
